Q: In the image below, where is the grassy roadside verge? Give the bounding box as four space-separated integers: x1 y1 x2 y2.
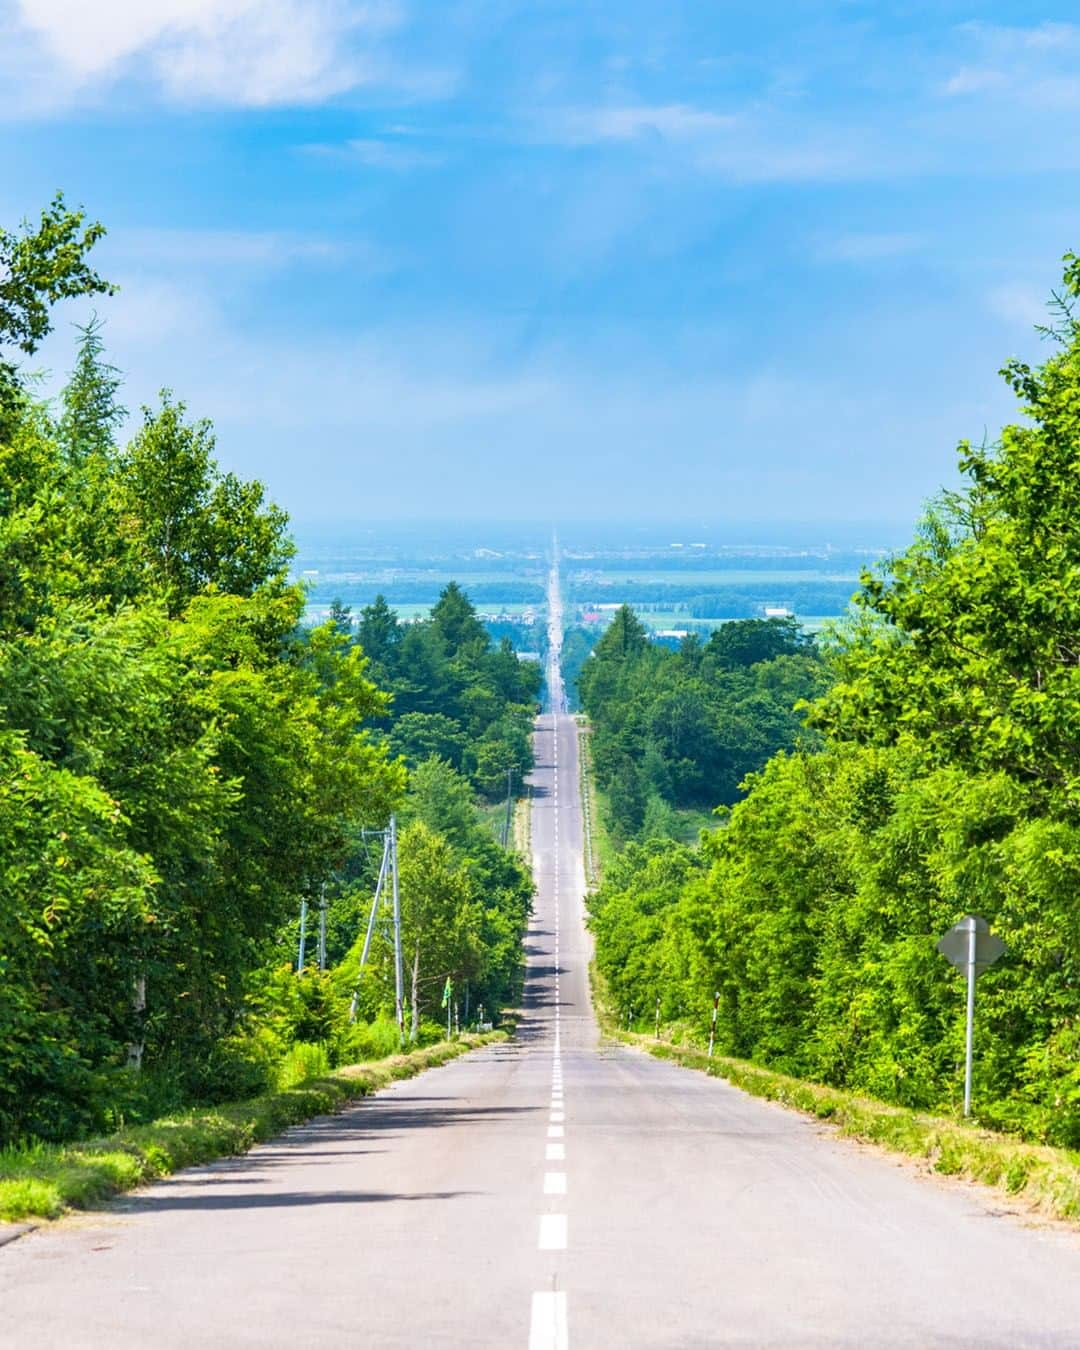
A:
588 966 1080 1225
0 1031 508 1224
575 716 609 885
514 790 531 859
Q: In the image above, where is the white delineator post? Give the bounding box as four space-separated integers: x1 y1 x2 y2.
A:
964 916 977 1118
708 991 719 1058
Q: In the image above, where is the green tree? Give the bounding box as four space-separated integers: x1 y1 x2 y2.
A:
357 594 401 673
430 581 487 656
397 821 484 1038
57 315 125 464
117 392 292 614
328 598 353 636
390 713 468 770
0 194 114 421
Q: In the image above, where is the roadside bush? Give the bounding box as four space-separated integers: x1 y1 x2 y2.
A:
277 1042 332 1090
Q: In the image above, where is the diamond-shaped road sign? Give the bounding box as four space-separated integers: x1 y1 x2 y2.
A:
936 914 1007 973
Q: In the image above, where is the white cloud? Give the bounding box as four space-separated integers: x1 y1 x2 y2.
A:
816 232 923 263
941 23 1080 109
6 0 404 107
537 99 870 183
942 68 1006 97
303 137 445 169
554 102 736 144
696 136 861 183
984 282 1047 330
112 227 371 270
98 275 221 348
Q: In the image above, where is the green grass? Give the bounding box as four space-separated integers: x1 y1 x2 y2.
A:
669 805 718 843
0 1031 507 1224
617 1027 1080 1225
513 792 531 859
576 720 609 884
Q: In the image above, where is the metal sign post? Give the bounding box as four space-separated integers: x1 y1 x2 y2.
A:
936 914 1006 1116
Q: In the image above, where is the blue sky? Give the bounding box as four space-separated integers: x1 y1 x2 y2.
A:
1 2 1078 531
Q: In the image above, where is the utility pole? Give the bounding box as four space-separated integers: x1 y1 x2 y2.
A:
352 830 390 1020
349 818 405 1046
390 813 405 1045
502 764 514 847
317 882 327 972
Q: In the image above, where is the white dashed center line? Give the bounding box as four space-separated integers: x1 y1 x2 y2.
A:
529 1291 568 1350
538 1214 568 1251
530 716 573 1346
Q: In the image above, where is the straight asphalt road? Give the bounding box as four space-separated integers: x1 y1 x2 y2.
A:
7 558 1080 1345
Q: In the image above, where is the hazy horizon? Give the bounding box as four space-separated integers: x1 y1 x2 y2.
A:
288 517 915 550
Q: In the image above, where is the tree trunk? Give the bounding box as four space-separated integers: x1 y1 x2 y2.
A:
126 973 147 1070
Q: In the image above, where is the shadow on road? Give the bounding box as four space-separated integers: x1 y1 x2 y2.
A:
116 1189 480 1213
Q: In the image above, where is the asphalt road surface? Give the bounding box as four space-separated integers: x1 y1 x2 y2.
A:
7 622 1080 1343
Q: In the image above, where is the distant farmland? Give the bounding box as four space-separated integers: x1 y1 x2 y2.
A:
293 528 880 633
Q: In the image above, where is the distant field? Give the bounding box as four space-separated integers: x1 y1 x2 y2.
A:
623 611 721 631
301 569 542 586
574 609 845 636
293 528 879 632
566 568 860 587
306 600 540 623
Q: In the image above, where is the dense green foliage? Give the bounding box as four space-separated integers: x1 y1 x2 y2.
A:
560 625 595 711
590 256 1080 1145
347 583 541 799
0 201 533 1146
578 608 826 839
333 756 533 1036
0 320 402 1139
